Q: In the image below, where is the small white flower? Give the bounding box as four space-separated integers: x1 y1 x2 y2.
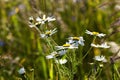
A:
55 59 67 64
94 55 107 62
57 49 67 56
68 37 85 46
55 43 78 50
46 50 67 59
40 28 57 38
85 30 106 38
91 43 110 48
18 67 25 75
36 15 56 24
46 51 57 59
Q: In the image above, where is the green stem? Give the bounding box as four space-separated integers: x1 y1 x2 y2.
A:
82 36 96 60
30 69 34 80
112 63 115 80
114 64 120 79
96 67 102 79
55 61 61 80
82 47 92 60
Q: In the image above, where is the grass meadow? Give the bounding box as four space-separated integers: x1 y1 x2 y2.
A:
1 0 120 80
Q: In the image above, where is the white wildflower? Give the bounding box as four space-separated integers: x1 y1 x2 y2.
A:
94 55 107 62
85 30 106 38
46 49 67 59
68 37 85 46
40 28 57 38
18 67 26 75
57 49 67 56
36 15 56 24
55 59 67 64
55 43 78 50
91 43 110 48
46 51 57 59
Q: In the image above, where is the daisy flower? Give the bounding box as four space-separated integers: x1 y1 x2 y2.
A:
91 42 110 48
94 55 107 62
46 49 67 59
36 15 56 24
55 43 78 50
18 67 26 75
40 28 57 38
85 30 106 38
46 51 57 59
55 59 67 64
68 37 85 46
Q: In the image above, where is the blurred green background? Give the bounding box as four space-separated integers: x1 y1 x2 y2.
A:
0 0 120 80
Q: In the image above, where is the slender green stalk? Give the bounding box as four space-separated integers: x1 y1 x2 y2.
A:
54 61 61 80
82 47 92 60
30 69 34 80
114 64 120 79
82 36 96 60
112 63 115 80
49 62 53 80
96 67 102 79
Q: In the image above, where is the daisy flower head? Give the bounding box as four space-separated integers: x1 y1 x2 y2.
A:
40 28 57 38
46 51 57 59
55 59 67 64
68 37 85 46
36 15 56 24
57 49 68 56
85 30 106 38
18 67 26 75
91 42 110 48
94 55 107 62
46 49 67 59
55 43 78 50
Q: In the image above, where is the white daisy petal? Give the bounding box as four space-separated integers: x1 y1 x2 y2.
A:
46 55 54 59
55 59 67 64
91 43 110 48
94 55 107 62
18 67 26 75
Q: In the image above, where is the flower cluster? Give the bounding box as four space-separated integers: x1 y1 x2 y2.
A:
85 30 110 63
46 36 85 64
28 15 57 38
27 14 110 65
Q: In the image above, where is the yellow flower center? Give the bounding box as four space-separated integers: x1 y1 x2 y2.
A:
45 31 51 35
63 44 70 47
92 32 99 35
72 37 80 40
